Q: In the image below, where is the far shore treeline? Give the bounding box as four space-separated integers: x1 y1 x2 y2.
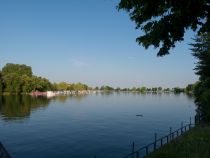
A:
0 63 196 95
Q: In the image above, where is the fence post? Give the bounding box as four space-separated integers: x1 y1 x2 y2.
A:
94 156 96 158
195 115 197 124
154 133 157 150
161 138 163 147
181 122 183 135
136 151 139 158
146 146 149 156
170 127 172 141
198 113 201 124
132 142 135 158
166 135 168 143
189 117 191 129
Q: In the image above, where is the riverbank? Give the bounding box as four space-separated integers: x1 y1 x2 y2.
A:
146 124 210 158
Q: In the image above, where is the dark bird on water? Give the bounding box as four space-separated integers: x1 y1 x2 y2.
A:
136 114 143 117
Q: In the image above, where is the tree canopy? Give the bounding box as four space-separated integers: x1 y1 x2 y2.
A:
191 33 210 81
2 63 32 77
0 71 3 94
191 33 210 119
118 0 210 56
0 63 52 94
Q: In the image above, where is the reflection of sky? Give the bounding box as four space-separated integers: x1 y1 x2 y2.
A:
0 0 198 88
0 93 196 158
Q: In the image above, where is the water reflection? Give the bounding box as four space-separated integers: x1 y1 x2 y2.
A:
0 93 196 158
0 95 50 121
0 94 88 121
51 94 88 103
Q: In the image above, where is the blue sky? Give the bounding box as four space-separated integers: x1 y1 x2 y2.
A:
0 0 198 88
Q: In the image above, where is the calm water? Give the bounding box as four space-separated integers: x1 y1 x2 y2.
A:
0 92 196 158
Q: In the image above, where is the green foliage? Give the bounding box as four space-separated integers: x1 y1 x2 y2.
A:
147 88 152 91
100 85 114 91
2 63 32 77
94 86 99 90
185 83 198 94
53 82 89 91
191 33 210 120
118 0 210 56
152 87 158 92
147 125 210 158
191 33 210 82
158 87 163 91
21 75 34 93
173 87 184 93
0 72 3 94
2 73 23 94
115 87 121 91
31 76 52 92
121 88 129 91
194 82 210 119
131 87 136 91
72 83 88 91
0 63 52 94
140 87 147 92
56 82 70 91
164 88 171 92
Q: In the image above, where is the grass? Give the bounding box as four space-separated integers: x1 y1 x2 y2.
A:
146 124 210 158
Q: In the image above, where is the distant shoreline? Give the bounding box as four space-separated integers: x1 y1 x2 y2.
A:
0 90 193 97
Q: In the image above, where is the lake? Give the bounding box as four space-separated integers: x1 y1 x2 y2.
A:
0 92 196 158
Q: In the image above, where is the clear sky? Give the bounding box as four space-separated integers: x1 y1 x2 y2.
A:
0 0 198 88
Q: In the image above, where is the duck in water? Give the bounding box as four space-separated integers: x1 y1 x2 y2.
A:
136 114 143 117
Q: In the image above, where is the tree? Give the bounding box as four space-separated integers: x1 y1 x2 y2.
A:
115 87 121 91
0 71 3 94
31 76 52 92
21 75 34 93
147 88 152 91
131 87 137 91
100 85 114 91
94 86 99 90
185 83 197 93
164 88 171 92
56 82 70 91
1 63 34 94
2 63 32 77
152 87 158 92
2 73 21 93
140 87 147 92
73 83 88 91
191 33 210 82
118 0 210 56
191 33 210 119
173 87 184 93
158 87 163 91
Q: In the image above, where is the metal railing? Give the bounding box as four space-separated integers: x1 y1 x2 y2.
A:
93 114 202 158
122 114 202 158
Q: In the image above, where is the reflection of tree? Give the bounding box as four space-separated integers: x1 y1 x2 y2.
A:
185 93 194 102
0 95 50 121
54 95 70 103
70 95 87 101
52 94 88 103
100 91 114 97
